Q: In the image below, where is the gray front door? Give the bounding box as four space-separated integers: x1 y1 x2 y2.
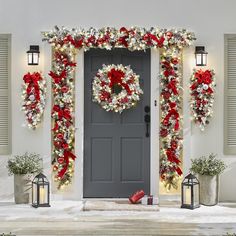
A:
84 49 150 197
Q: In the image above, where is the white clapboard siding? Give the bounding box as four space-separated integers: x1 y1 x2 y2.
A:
0 35 11 155
224 35 236 154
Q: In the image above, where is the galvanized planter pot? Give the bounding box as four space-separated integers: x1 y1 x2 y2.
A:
198 174 219 206
14 174 33 204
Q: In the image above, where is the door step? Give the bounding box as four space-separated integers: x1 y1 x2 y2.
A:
83 200 159 211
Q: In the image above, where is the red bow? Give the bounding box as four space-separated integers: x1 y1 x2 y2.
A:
52 105 72 121
143 34 165 47
195 69 213 85
57 150 76 178
64 35 84 49
108 68 131 94
23 72 42 101
49 70 67 84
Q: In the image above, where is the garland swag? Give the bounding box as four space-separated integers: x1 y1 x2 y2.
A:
43 26 195 189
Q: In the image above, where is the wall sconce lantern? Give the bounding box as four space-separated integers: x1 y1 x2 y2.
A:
27 45 40 65
181 173 200 210
195 46 208 66
32 173 50 208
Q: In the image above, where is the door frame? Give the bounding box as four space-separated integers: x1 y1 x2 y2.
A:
74 48 159 200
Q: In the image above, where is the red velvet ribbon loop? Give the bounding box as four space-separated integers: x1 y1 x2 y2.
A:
108 68 131 94
49 70 67 84
23 72 42 101
52 105 72 121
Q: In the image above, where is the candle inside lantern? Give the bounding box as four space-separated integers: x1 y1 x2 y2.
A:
185 187 191 205
39 186 46 204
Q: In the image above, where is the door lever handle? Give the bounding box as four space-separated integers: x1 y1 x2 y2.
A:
144 114 150 137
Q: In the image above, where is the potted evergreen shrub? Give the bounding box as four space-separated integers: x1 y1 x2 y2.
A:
7 153 42 204
190 153 226 206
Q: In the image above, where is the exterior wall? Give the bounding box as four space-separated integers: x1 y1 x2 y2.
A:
0 0 236 201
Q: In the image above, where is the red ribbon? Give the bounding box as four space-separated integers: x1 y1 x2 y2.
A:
175 167 183 176
52 121 59 132
23 72 42 101
167 79 178 95
163 109 180 131
97 33 110 45
166 148 181 165
57 150 76 178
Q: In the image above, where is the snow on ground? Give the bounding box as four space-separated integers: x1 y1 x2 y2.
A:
0 201 236 224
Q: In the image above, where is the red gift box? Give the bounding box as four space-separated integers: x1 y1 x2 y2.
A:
129 190 145 204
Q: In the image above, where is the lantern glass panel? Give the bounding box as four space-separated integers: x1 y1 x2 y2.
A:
196 54 202 66
39 184 49 204
27 53 33 65
202 54 207 66
183 185 192 205
32 182 38 205
193 183 199 206
33 52 39 64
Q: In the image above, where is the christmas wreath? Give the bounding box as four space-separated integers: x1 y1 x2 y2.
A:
92 64 143 113
190 69 216 131
22 72 46 129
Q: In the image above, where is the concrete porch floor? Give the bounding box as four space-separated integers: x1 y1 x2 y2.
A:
0 201 236 236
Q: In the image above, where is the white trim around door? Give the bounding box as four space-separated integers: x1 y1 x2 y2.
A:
74 48 159 200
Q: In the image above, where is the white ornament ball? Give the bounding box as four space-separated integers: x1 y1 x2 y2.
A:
131 38 136 44
197 87 202 93
203 84 209 90
163 40 168 46
29 94 35 101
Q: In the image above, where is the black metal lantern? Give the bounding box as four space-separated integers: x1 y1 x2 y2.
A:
195 46 208 66
32 173 50 208
27 45 40 65
181 173 200 210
